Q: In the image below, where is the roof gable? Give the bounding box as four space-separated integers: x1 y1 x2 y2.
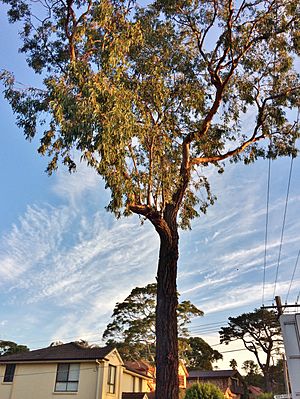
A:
0 342 114 363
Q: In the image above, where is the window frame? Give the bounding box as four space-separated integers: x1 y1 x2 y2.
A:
54 363 80 393
3 364 16 383
107 364 117 394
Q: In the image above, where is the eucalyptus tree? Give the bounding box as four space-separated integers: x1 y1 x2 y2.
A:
1 0 300 397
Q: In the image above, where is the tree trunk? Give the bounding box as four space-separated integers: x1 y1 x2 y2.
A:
155 212 179 399
263 367 273 393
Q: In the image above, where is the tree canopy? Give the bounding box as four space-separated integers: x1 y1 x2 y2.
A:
103 283 213 364
1 1 299 397
0 340 29 356
180 336 223 370
219 308 282 392
1 0 299 225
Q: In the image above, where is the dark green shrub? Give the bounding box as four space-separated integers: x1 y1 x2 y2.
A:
185 382 225 399
257 393 273 399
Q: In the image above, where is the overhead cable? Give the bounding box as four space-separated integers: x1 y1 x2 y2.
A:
285 249 300 304
273 156 294 299
262 155 271 306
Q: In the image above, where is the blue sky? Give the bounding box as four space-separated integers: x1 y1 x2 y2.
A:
0 7 300 371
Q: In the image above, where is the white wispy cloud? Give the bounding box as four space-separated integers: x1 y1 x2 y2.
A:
1 154 299 348
0 163 161 342
0 204 71 282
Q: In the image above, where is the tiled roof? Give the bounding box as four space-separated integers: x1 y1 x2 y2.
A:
188 369 242 379
248 385 264 395
0 342 113 363
124 360 154 378
124 365 151 378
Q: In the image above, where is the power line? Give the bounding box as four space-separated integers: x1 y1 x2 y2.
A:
273 156 294 299
9 332 104 347
262 156 271 306
285 249 300 304
189 321 227 330
0 364 112 380
187 327 223 335
220 348 248 354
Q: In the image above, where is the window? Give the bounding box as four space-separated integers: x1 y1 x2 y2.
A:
55 363 80 392
107 365 116 394
3 364 16 383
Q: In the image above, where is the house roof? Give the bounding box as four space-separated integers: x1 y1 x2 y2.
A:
122 393 155 399
187 369 243 380
248 385 264 396
124 360 154 377
0 342 114 363
124 365 150 378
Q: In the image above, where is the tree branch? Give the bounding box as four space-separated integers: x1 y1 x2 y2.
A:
191 134 265 165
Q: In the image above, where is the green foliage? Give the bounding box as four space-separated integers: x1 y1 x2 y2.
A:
269 359 285 394
219 309 282 355
230 358 238 370
219 309 282 391
180 337 222 370
242 360 264 388
1 0 299 229
0 340 29 356
257 393 273 399
103 282 203 361
184 382 225 399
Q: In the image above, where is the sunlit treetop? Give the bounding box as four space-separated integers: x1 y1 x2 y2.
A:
1 0 300 229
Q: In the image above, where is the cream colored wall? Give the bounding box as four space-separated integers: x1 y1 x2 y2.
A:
0 364 12 399
0 351 150 399
99 349 123 399
122 371 134 392
0 362 99 399
122 371 150 393
140 376 149 392
178 363 187 388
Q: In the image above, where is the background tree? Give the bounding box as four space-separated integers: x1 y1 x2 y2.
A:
229 359 237 370
184 382 225 399
242 360 264 388
0 340 29 356
180 337 223 370
219 309 282 392
103 283 211 363
269 358 286 394
1 1 300 397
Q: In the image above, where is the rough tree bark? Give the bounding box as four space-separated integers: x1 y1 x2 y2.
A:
151 205 180 399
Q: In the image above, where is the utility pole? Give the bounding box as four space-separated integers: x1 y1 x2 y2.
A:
263 296 294 398
275 296 283 316
282 353 291 397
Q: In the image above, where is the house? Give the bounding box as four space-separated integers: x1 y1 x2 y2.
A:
248 385 264 399
0 341 151 399
187 369 246 399
124 360 156 392
124 358 189 392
